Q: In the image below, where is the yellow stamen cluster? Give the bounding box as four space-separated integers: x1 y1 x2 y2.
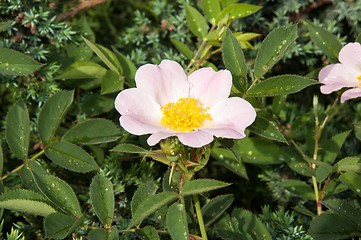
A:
358 75 361 86
161 97 212 132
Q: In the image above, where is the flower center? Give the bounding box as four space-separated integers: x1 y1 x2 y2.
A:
161 98 212 132
358 75 361 86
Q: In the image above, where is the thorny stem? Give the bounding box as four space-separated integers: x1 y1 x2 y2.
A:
193 194 208 240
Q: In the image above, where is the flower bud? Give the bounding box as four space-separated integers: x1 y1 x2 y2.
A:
160 137 180 157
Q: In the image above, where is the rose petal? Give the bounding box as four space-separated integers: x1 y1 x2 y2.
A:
340 88 361 103
135 59 189 106
319 63 360 94
188 68 232 107
176 131 214 148
120 116 164 135
147 132 176 146
338 42 361 69
205 97 256 137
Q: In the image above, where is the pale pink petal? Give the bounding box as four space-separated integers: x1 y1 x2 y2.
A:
340 88 361 103
319 63 360 94
177 131 214 148
338 42 361 68
135 60 189 106
147 132 176 146
115 88 164 135
120 116 164 135
188 68 232 107
204 97 256 137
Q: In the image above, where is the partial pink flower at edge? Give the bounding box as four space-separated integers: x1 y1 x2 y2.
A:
318 42 361 103
114 59 257 148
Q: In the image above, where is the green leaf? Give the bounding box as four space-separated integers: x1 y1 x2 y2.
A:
272 95 287 115
306 21 342 62
171 39 193 60
0 48 43 76
231 208 272 240
55 61 107 79
81 94 114 116
181 179 230 196
283 148 314 177
339 171 361 197
129 192 179 228
0 21 12 32
62 119 121 145
308 213 361 240
166 203 189 240
112 48 136 87
323 199 361 231
111 143 149 154
0 189 55 217
162 169 181 192
281 179 314 200
82 37 122 74
44 212 84 239
0 144 3 175
90 174 114 226
88 227 119 240
249 117 287 143
33 173 81 216
200 0 221 25
5 100 30 160
324 180 349 198
319 131 351 165
222 28 247 92
131 182 159 218
216 3 262 23
247 75 318 97
211 147 248 179
19 161 48 191
356 32 361 44
101 70 124 94
353 121 361 141
315 163 333 182
336 157 361 173
185 4 209 39
135 226 160 240
232 138 283 165
45 141 99 173
38 90 74 145
254 25 298 79
202 194 234 227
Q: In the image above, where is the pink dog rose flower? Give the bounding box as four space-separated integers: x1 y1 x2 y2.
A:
114 60 256 148
319 42 361 103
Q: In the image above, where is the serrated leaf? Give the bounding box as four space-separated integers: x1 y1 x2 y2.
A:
249 117 287 143
82 37 122 74
0 48 43 76
353 121 361 141
131 182 159 218
247 75 318 97
0 189 48 202
112 48 136 87
281 179 314 200
181 179 230 196
45 141 99 173
222 28 247 93
339 171 361 198
336 157 361 173
0 199 55 217
90 174 114 226
55 61 107 79
111 143 149 154
166 203 189 240
44 212 84 239
101 70 124 94
62 119 121 145
129 192 178 228
323 199 361 231
211 147 248 179
5 100 30 160
254 25 298 79
88 227 118 240
306 21 342 62
38 90 74 145
20 161 48 191
171 39 193 60
202 194 234 227
315 163 333 182
185 4 209 39
201 0 221 25
283 148 314 177
34 173 81 216
135 226 160 240
216 3 261 23
308 213 361 240
324 180 349 198
319 131 351 165
232 138 283 165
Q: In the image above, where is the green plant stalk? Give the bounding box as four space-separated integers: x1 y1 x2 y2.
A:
193 194 207 240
